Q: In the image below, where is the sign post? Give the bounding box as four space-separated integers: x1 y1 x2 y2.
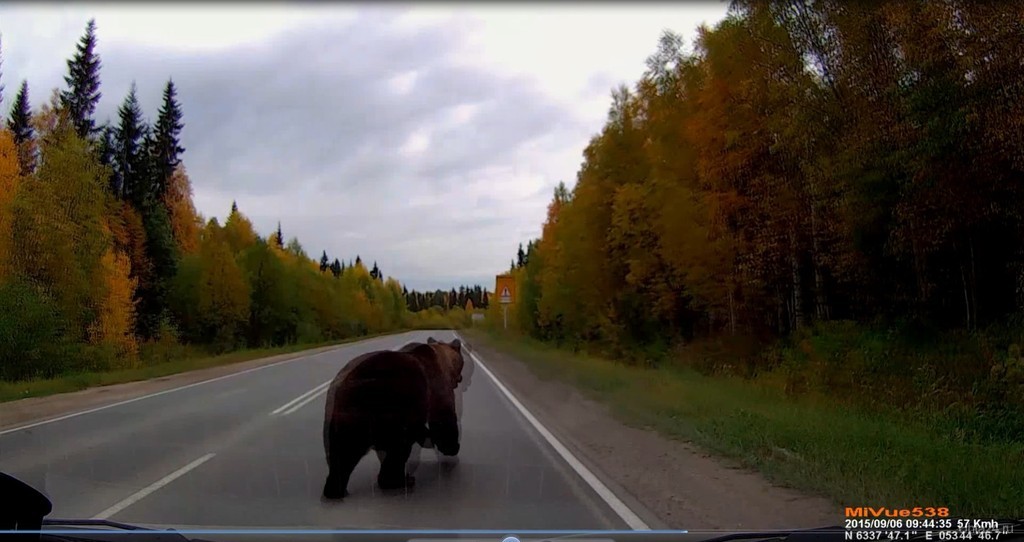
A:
495 274 515 331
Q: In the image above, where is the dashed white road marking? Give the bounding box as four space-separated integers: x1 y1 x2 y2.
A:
270 381 331 416
280 385 330 416
0 344 361 436
92 453 216 520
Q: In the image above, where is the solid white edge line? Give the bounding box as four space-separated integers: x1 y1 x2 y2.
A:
0 337 402 436
281 385 330 416
92 453 216 520
270 381 331 415
453 332 650 531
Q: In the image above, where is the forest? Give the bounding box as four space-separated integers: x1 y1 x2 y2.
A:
493 1 1024 441
405 285 489 313
0 20 465 384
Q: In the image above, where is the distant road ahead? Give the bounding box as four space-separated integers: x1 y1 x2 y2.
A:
0 331 644 530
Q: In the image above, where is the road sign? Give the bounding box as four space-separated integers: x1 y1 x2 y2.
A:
495 275 515 305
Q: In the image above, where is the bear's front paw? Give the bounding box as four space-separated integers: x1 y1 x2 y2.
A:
322 483 348 500
377 472 416 491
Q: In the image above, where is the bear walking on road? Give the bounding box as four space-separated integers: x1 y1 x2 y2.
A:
395 338 470 475
322 338 465 500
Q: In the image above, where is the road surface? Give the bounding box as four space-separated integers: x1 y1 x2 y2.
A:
0 331 643 531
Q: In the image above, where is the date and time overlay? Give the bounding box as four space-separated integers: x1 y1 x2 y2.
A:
843 508 1018 541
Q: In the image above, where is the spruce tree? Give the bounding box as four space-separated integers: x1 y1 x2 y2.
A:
319 250 329 272
7 80 36 175
151 79 184 200
114 84 150 206
98 122 119 193
61 19 103 139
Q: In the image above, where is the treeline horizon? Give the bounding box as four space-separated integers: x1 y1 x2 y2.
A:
0 19 465 383
404 284 489 312
495 1 1024 435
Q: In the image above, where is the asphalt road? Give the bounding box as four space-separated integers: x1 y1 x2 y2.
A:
0 331 638 531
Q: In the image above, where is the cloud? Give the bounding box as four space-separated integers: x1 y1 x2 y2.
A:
0 3 729 291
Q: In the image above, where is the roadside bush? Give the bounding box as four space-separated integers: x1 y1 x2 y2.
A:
0 279 75 380
139 320 193 365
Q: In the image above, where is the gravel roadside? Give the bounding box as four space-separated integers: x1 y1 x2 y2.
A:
457 330 841 531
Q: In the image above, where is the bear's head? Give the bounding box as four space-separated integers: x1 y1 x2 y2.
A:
423 337 465 456
427 337 465 389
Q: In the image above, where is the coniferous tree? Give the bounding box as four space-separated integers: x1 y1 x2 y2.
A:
330 258 342 277
7 80 36 176
274 222 284 248
97 123 118 191
137 203 178 339
319 250 329 272
114 84 150 206
60 19 103 139
151 79 184 201
110 86 177 340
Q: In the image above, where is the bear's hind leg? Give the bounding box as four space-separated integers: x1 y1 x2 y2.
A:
323 429 369 500
376 439 414 491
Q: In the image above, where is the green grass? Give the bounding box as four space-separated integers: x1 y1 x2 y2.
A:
0 330 408 404
464 329 1024 518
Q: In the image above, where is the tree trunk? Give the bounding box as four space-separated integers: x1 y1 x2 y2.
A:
969 235 978 327
777 287 786 335
728 284 736 336
960 262 972 331
810 200 830 321
790 225 804 330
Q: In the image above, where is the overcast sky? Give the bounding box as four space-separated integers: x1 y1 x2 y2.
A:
0 2 728 291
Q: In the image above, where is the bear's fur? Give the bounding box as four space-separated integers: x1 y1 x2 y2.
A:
397 338 464 453
392 338 469 474
322 339 464 500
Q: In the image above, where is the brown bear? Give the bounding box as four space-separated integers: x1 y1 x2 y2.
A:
394 338 468 473
322 339 464 500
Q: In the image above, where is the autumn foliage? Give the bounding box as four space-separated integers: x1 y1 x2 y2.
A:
0 21 422 381
501 2 1024 435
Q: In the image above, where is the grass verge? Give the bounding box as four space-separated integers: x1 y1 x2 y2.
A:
0 330 409 404
462 328 1024 518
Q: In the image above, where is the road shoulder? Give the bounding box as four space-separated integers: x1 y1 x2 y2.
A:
458 330 840 531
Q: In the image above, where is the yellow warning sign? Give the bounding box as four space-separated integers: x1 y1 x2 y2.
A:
495 274 515 304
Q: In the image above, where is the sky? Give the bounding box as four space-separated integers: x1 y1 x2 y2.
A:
0 2 729 291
